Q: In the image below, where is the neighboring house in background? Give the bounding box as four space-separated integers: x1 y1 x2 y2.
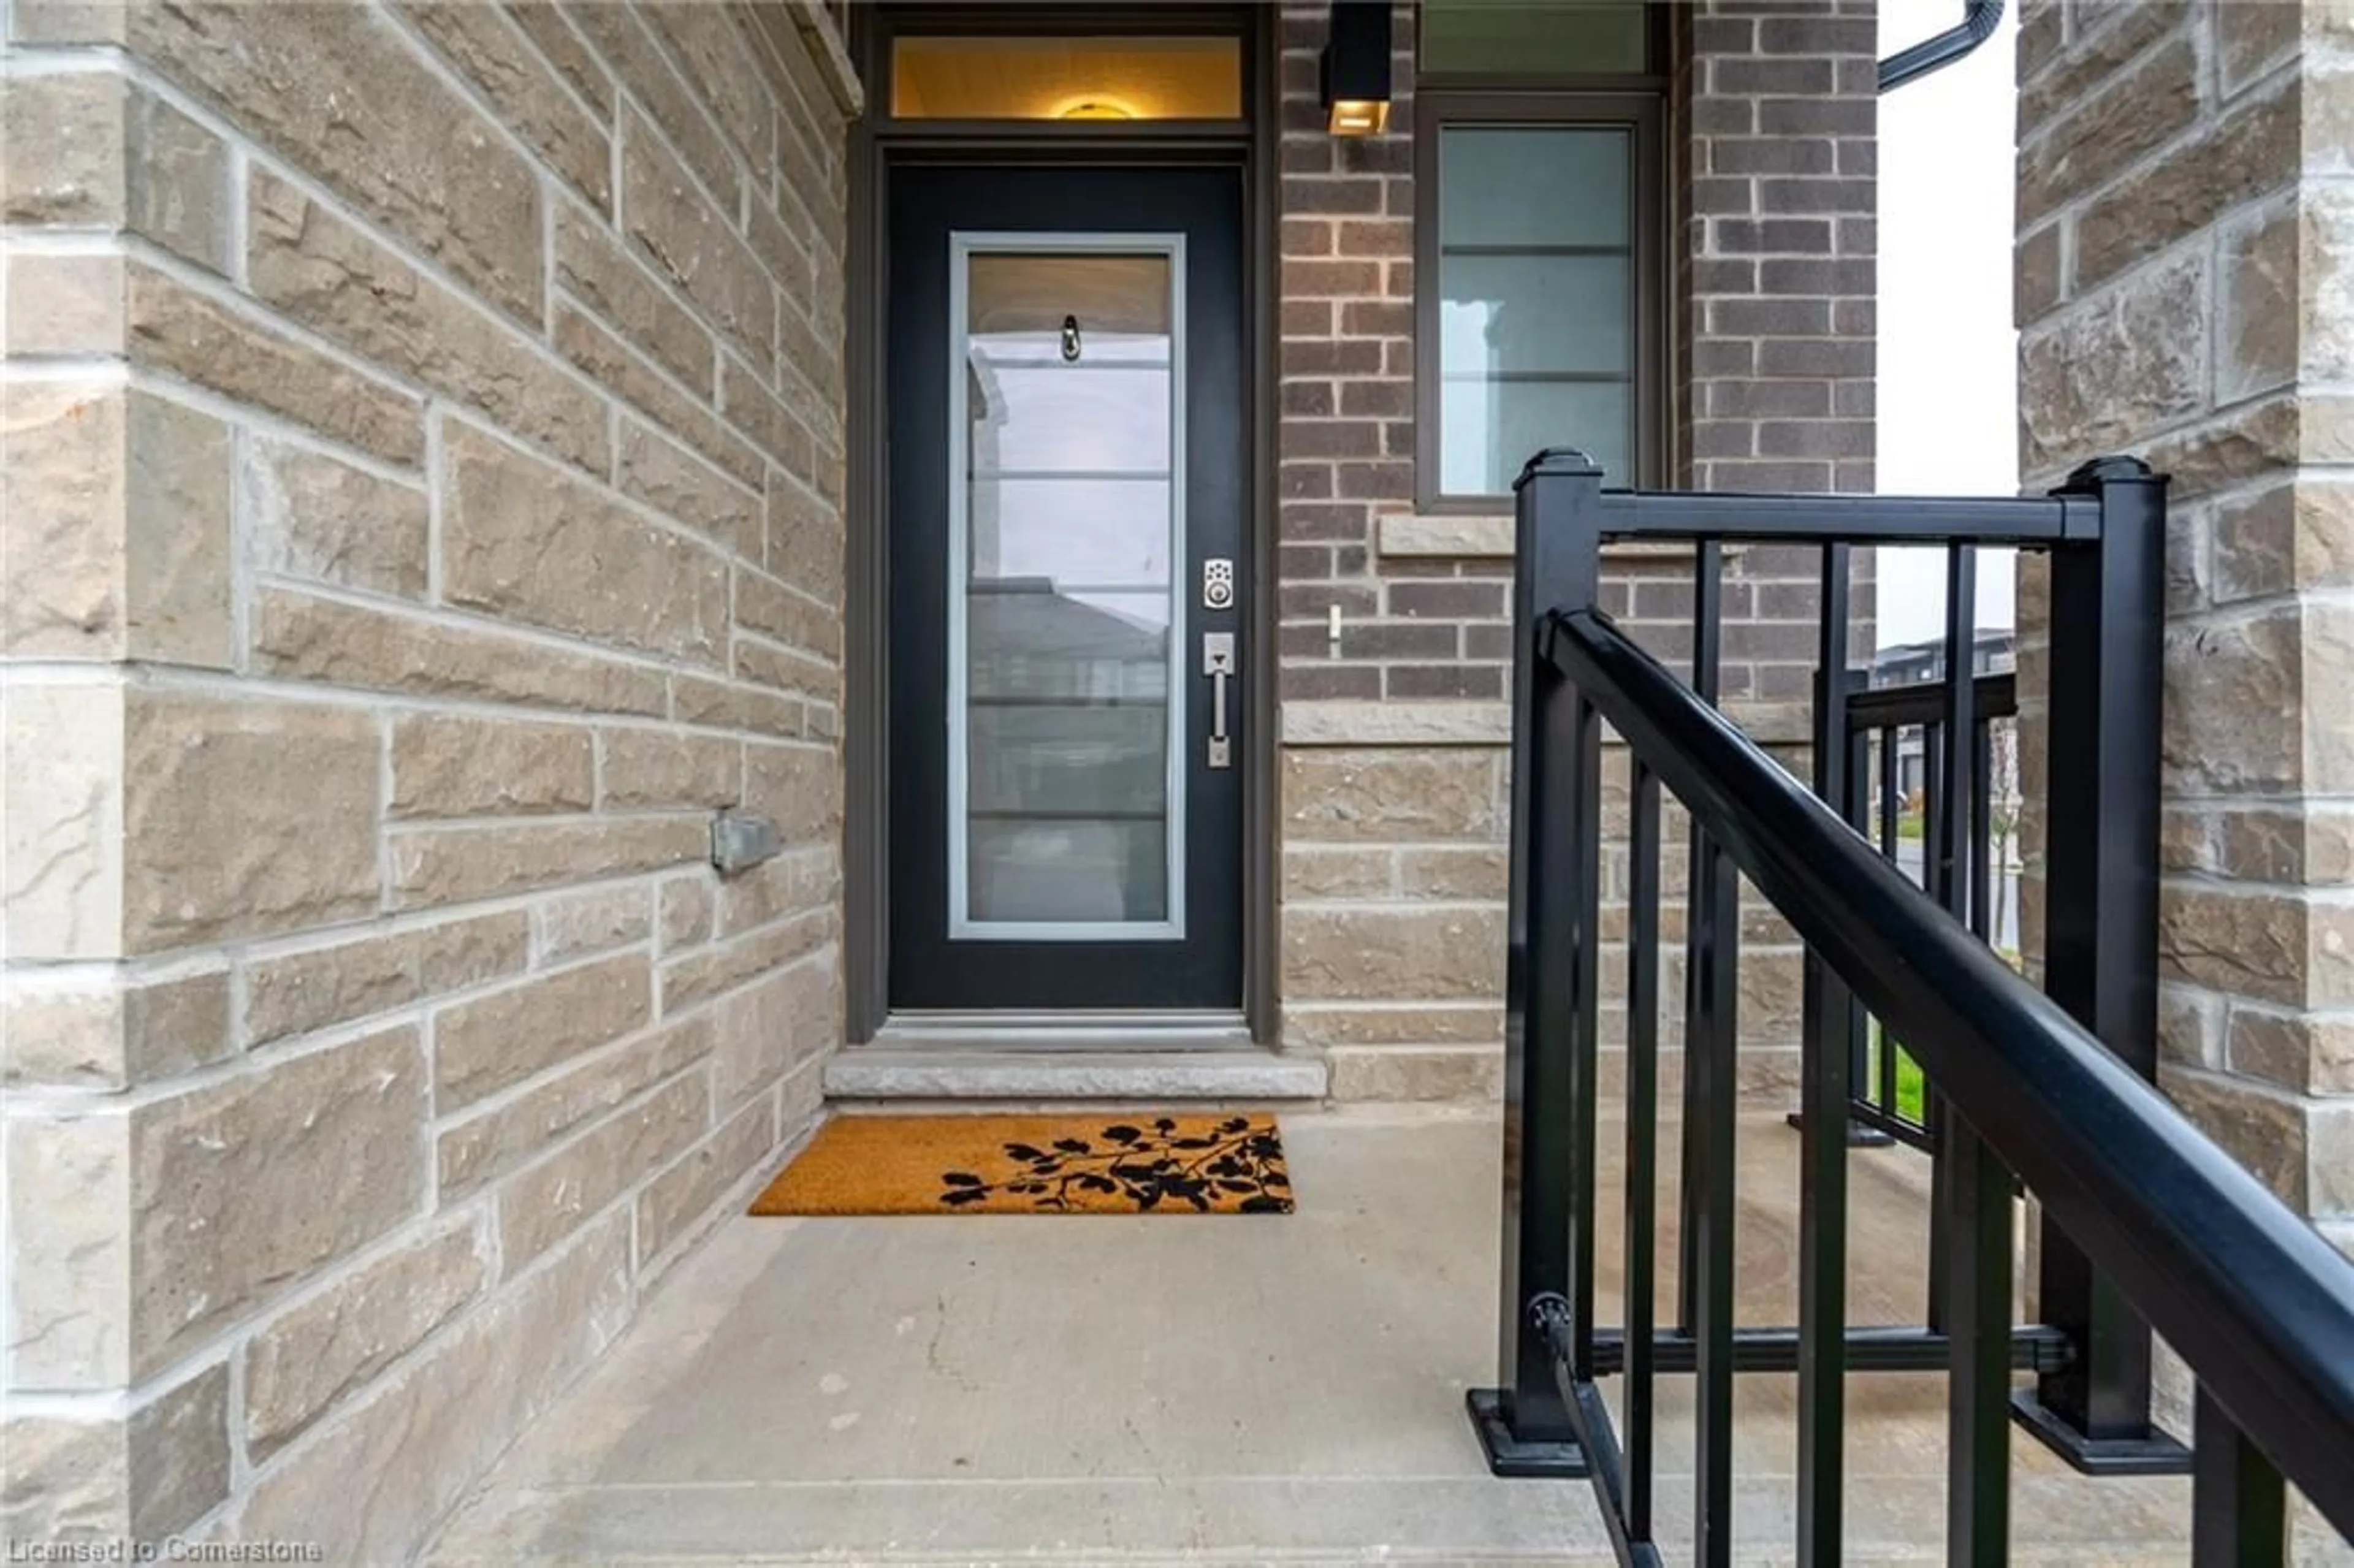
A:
1872 625 2014 801
1861 626 2023 948
0 0 2347 1558
1870 625 2015 690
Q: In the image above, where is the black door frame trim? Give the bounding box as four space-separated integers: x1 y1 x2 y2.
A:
842 2 1278 1043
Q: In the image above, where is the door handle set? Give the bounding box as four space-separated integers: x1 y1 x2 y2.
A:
1202 631 1235 769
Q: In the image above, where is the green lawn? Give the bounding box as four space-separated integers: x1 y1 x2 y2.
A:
1866 1021 1928 1124
1894 1052 1925 1123
1854 928 2022 1128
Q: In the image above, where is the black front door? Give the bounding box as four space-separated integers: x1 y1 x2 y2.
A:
886 164 1247 1011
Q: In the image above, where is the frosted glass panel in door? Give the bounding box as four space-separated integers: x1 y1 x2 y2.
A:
953 243 1184 935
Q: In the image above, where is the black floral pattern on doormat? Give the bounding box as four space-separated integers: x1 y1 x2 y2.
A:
937 1116 1293 1213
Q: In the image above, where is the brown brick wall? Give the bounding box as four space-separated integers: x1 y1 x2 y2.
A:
1274 0 1878 1098
1274 3 1418 708
1677 0 1878 495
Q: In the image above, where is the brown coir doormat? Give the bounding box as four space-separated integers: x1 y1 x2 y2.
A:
748 1113 1293 1216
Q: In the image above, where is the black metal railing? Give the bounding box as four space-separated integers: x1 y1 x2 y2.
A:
1468 450 2354 1564
1829 667 2019 1149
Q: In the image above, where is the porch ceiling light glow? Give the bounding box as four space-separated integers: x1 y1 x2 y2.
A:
1320 0 1392 135
1056 97 1138 120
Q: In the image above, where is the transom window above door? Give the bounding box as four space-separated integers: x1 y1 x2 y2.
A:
890 35 1244 121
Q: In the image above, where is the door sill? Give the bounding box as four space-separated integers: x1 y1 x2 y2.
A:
872 1010 1253 1054
825 1045 1328 1104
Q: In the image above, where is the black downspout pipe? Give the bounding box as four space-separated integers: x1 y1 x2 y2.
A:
1879 0 2004 91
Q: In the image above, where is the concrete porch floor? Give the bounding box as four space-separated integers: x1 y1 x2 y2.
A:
425 1107 2190 1565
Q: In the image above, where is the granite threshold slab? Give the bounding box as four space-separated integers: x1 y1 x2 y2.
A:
823 1045 1331 1103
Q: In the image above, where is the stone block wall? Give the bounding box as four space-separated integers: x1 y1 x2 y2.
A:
0 1 857 1555
2016 0 2352 1542
1273 0 1876 1100
2016 0 2354 1257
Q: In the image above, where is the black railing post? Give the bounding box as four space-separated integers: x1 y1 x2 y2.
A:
1469 448 1604 1479
2013 455 2192 1474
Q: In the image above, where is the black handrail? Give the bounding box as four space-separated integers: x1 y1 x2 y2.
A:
1548 602 2354 1535
1473 447 2354 1563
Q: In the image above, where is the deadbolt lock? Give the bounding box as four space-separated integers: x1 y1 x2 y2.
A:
1203 558 1235 611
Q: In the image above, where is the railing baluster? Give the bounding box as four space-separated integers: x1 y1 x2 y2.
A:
2190 1389 2286 1565
1677 538 1726 1343
1872 725 1902 1125
1938 543 1977 927
1936 542 1980 1319
1877 723 1900 866
1669 538 1739 1567
1567 685 1604 1384
1799 543 1853 1562
1870 722 1902 1124
1970 717 1994 943
1945 1111 2014 1566
1878 1005 1899 1118
1842 690 1871 839
1475 449 1604 1477
1922 720 1947 898
1933 541 2016 1568
1922 544 1978 1339
1625 756 1661 1544
1842 687 1875 1122
1693 823 1740 1568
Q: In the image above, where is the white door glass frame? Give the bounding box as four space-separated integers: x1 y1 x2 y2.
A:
945 230 1190 942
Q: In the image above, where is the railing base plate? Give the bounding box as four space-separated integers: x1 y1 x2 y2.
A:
2010 1390 2193 1475
1464 1388 1590 1479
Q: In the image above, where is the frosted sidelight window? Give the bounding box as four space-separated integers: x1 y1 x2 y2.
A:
1433 124 1639 497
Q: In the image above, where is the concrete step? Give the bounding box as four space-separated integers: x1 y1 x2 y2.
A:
823 1046 1330 1103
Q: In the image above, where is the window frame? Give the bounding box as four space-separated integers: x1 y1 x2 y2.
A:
1413 89 1666 513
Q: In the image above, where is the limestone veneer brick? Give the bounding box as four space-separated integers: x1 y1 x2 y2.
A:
1 1 853 1551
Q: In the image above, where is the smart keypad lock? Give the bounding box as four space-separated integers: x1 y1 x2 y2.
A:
1203 558 1235 611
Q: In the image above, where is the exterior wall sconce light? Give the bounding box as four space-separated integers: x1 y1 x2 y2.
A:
1320 1 1392 135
